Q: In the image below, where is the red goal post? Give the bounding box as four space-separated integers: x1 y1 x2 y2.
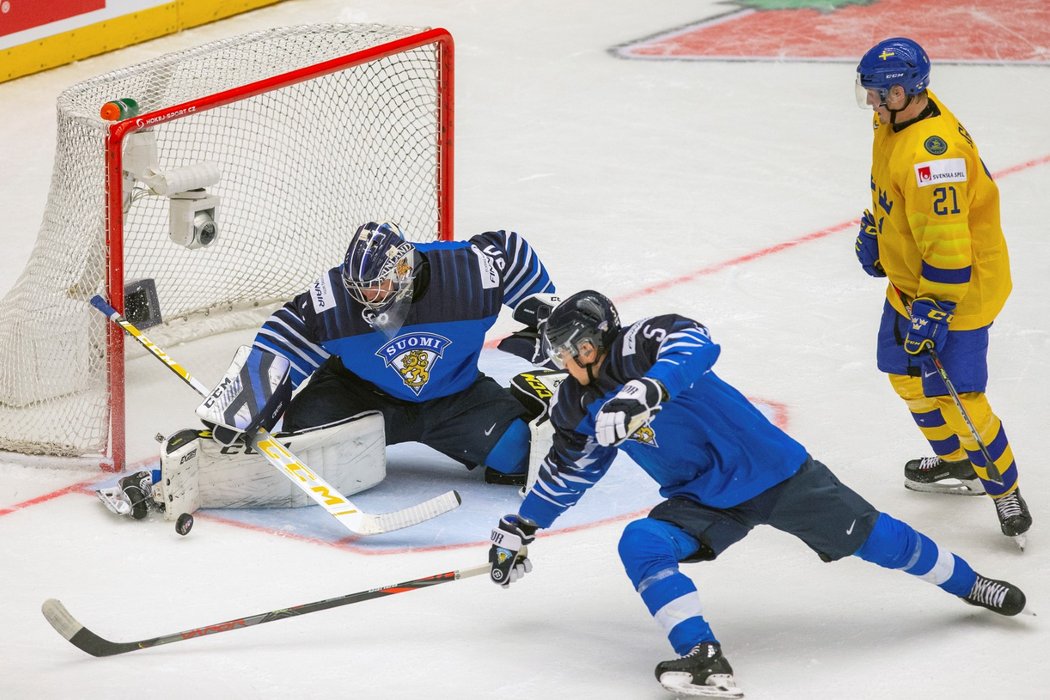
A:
0 25 454 470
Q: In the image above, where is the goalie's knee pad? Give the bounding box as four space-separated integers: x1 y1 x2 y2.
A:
157 411 386 518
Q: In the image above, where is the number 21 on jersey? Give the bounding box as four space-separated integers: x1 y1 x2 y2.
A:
933 186 960 216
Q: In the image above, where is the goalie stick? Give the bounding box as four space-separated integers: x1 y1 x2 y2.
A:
43 561 491 657
89 294 461 535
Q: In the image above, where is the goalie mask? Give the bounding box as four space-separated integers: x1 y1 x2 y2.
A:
341 221 417 335
543 290 620 376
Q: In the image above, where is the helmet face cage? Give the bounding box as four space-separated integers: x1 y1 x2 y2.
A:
543 291 620 370
855 37 930 108
341 222 416 311
544 325 593 370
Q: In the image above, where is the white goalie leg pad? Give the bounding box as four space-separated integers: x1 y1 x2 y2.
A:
195 411 386 509
158 429 204 521
523 415 555 496
509 369 566 498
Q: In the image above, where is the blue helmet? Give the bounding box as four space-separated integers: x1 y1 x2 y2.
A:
857 37 930 98
341 221 416 311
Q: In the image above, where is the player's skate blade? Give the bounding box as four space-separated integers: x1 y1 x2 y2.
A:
904 477 984 495
656 643 744 698
658 672 744 698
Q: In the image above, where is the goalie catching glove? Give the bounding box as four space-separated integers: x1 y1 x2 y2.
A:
489 514 537 587
196 345 292 446
595 377 666 447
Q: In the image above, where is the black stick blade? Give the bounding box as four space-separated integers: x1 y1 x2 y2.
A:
42 599 135 657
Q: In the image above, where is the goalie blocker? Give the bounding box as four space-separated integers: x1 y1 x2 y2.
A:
196 345 291 446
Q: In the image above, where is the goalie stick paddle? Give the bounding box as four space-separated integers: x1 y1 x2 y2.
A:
89 294 461 535
42 561 491 657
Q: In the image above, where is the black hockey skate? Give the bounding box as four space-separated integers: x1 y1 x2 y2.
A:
962 574 1026 616
904 456 984 496
96 470 158 519
119 471 155 520
655 642 743 698
484 467 526 486
993 489 1032 549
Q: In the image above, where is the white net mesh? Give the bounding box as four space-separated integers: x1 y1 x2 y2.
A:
0 24 450 460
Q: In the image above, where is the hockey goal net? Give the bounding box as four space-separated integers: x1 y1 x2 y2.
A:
0 24 453 469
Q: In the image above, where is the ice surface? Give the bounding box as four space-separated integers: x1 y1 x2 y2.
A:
1 1 1047 698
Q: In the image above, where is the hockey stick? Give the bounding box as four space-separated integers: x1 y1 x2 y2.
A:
43 560 491 657
925 347 1003 485
89 294 461 535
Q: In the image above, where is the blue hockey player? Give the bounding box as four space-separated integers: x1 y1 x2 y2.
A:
485 290 1026 698
246 221 559 484
99 222 560 522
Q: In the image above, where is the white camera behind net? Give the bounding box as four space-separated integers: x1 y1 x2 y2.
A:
122 130 221 249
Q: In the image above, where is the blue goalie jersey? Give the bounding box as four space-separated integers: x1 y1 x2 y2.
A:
252 230 555 402
520 314 808 529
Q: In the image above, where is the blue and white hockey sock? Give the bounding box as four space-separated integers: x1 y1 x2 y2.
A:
619 518 716 655
854 512 976 596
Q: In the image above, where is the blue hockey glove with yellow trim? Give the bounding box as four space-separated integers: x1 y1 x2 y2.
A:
905 298 955 355
855 209 885 278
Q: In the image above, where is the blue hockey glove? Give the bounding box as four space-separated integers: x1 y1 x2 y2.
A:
595 378 666 447
905 298 955 355
489 514 537 587
855 209 885 277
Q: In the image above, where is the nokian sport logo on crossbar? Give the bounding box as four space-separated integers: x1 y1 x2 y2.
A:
914 159 967 188
133 106 198 129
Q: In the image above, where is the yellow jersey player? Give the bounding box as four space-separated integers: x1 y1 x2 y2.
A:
853 37 1030 547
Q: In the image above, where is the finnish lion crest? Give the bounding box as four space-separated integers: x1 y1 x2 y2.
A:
376 332 452 395
629 423 659 448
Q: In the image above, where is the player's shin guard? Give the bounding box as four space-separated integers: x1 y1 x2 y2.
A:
890 375 967 463
854 513 975 597
959 417 1018 497
620 519 716 655
927 390 1018 496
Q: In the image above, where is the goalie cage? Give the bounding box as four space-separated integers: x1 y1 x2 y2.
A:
0 24 454 469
